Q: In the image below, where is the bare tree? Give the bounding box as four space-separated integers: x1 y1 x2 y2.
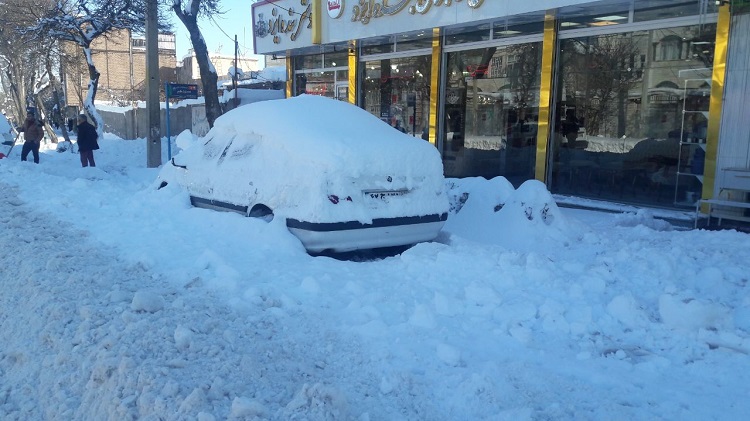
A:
28 0 158 137
41 42 73 143
563 35 641 137
172 0 222 128
507 43 542 122
0 0 45 123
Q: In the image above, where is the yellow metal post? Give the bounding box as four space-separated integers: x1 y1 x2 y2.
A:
701 4 730 204
348 40 357 105
312 0 321 45
535 11 558 182
286 56 293 98
428 28 442 146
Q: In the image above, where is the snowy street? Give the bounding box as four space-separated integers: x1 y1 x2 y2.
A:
1 137 749 420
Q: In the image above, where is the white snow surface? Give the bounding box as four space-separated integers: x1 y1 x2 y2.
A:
258 66 287 82
220 89 284 105
1 126 750 420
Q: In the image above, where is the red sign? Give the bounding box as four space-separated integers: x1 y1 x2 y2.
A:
328 0 344 19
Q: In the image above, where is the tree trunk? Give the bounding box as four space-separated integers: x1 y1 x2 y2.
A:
83 46 103 138
41 56 71 144
190 26 221 127
617 86 627 138
51 59 71 143
3 63 25 123
34 96 58 143
175 8 221 128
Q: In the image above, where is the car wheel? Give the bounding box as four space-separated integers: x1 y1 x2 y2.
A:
248 204 274 222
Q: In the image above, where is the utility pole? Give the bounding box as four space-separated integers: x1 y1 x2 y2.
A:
145 0 161 168
234 35 238 108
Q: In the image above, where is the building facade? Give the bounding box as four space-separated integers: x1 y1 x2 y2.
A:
252 0 750 215
64 30 178 108
176 52 261 89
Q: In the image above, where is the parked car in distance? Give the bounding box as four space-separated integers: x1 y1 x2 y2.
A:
0 113 14 144
158 95 449 253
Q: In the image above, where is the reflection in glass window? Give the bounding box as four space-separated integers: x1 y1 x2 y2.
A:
492 21 544 39
558 5 630 30
559 0 714 30
442 43 542 186
294 70 349 99
445 24 491 46
293 53 349 99
657 36 683 61
323 51 347 69
396 30 432 51
362 55 432 138
634 0 718 22
361 36 394 55
550 24 717 209
295 54 322 71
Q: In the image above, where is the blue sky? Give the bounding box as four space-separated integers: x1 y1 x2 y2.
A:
172 0 259 62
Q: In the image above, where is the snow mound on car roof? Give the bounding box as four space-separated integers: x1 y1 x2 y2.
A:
211 94 442 174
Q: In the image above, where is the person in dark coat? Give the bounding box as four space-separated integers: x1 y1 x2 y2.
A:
76 114 99 167
20 114 44 163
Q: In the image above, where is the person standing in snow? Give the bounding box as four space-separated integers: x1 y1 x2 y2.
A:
76 114 99 167
20 113 44 163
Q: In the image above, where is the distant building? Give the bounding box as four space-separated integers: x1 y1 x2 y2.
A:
176 51 261 91
63 29 178 109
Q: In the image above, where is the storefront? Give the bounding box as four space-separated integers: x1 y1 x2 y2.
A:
252 0 746 212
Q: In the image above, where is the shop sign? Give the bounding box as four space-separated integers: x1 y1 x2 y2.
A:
350 0 484 24
328 0 345 19
166 83 198 99
254 0 312 46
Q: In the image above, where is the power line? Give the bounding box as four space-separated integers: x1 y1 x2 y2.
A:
208 15 252 53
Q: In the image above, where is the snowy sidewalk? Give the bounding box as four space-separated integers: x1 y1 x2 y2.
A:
0 182 367 420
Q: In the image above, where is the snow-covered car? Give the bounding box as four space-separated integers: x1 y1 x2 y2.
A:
159 95 449 253
1 113 14 145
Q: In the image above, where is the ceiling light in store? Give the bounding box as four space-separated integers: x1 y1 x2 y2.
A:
594 15 627 21
332 62 336 66
590 21 619 26
561 22 581 27
497 30 521 35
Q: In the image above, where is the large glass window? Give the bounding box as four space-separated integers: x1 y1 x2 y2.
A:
442 42 542 186
551 24 717 209
293 52 348 100
634 0 718 22
445 15 544 46
362 55 432 138
445 23 491 46
558 1 718 31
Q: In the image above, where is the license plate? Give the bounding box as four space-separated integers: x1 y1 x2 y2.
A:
363 189 408 200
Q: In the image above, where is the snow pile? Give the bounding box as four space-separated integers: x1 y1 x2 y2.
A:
258 65 286 82
444 177 584 251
